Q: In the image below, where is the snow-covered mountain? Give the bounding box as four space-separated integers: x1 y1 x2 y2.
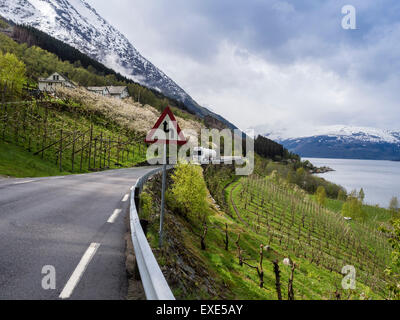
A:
262 126 400 160
0 0 237 129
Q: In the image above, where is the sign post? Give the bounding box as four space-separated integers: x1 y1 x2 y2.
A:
159 143 167 248
145 107 187 247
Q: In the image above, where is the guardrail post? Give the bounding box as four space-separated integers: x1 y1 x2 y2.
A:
134 219 149 280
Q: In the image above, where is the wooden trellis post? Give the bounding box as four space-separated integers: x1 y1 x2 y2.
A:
14 108 20 145
117 135 120 164
2 103 7 141
0 85 4 140
71 129 76 172
99 132 103 169
59 127 63 172
93 136 97 170
80 133 85 172
88 124 93 170
103 135 107 169
121 140 124 163
42 105 48 159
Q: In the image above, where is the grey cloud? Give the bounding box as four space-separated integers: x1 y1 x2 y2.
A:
86 0 400 133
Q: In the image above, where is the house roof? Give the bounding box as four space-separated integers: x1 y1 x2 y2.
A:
39 72 72 84
87 86 109 91
51 72 71 82
107 86 128 94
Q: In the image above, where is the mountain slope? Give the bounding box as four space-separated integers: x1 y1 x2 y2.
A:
0 0 238 129
263 126 400 160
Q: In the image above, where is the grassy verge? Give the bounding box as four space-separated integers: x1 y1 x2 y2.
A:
0 140 70 177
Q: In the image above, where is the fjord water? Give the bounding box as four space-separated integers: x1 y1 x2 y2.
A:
305 158 400 208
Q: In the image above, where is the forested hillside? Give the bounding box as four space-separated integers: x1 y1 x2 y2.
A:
255 134 299 161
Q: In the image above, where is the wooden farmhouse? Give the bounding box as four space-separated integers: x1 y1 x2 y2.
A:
38 72 76 92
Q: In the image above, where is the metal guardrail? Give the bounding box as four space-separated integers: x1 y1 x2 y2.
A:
129 166 175 300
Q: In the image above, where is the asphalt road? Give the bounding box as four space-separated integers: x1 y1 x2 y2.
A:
0 167 158 300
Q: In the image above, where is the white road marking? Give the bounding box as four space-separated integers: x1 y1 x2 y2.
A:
121 194 129 202
46 177 65 181
107 209 122 223
13 180 35 185
59 242 101 299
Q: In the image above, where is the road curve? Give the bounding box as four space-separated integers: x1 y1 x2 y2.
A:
0 167 159 300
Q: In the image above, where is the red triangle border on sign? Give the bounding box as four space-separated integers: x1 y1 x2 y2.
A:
145 106 188 145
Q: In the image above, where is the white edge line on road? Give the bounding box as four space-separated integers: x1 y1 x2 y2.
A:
59 242 101 299
107 209 122 223
13 180 35 185
121 194 129 202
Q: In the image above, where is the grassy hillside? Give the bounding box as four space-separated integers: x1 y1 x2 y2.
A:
226 176 391 296
0 95 151 175
0 140 70 177
0 86 204 177
0 22 203 178
139 163 393 300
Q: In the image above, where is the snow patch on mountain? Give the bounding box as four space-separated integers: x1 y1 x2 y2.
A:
261 125 400 144
258 125 400 160
0 0 235 125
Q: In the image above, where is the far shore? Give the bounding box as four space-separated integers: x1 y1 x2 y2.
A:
311 166 335 174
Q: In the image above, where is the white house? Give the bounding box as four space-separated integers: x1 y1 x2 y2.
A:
38 72 75 92
86 86 129 99
87 86 110 96
107 86 129 99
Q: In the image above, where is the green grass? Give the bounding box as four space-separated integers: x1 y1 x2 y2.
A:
223 178 388 299
141 169 392 300
0 100 148 176
324 197 393 228
0 140 70 177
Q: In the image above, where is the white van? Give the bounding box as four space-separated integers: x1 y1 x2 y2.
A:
193 147 218 164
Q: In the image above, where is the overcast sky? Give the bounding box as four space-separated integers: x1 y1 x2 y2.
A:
86 0 400 136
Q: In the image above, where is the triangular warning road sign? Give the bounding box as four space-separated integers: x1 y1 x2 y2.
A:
145 106 188 145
